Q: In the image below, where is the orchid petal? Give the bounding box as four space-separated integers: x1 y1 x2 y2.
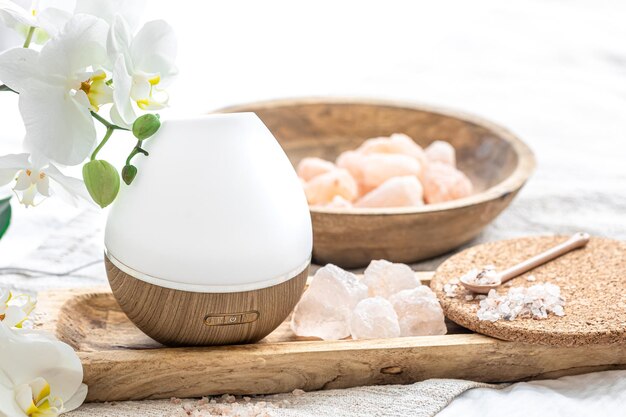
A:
19 82 96 166
36 174 50 197
110 54 136 127
15 383 37 414
4 305 27 327
0 154 29 186
0 0 37 28
0 323 85 406
0 48 41 92
63 383 87 412
45 162 92 205
0 289 10 304
130 75 151 101
107 14 132 66
17 185 37 207
130 20 177 76
0 371 24 417
36 7 72 39
28 377 50 404
75 0 145 30
38 13 108 77
14 170 31 191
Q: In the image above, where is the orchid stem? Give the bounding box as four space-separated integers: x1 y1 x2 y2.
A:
23 27 36 48
0 84 16 93
90 111 129 131
125 140 149 165
91 126 115 161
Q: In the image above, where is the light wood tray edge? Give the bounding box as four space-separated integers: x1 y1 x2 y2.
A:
35 275 626 402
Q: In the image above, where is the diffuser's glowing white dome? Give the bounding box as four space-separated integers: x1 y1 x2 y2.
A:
105 113 312 292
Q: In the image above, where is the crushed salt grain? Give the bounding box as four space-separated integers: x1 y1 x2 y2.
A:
460 265 501 286
477 283 565 322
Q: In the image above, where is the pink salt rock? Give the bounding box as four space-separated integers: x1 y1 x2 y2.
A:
304 168 358 205
291 264 368 340
325 195 353 209
390 287 447 336
362 259 421 298
336 150 365 186
422 162 473 204
350 297 401 340
355 176 424 208
297 157 336 181
357 133 428 166
425 140 456 166
360 153 422 193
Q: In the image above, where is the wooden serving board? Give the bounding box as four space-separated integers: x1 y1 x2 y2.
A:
36 273 626 403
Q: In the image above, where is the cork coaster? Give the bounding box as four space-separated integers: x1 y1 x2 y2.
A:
430 236 626 346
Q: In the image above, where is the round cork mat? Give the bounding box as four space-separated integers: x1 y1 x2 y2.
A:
430 236 626 346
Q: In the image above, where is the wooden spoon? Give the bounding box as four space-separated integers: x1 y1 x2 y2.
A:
459 232 591 294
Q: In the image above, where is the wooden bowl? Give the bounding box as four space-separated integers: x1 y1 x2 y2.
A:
218 98 535 268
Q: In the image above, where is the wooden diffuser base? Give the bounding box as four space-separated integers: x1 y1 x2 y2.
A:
105 256 309 346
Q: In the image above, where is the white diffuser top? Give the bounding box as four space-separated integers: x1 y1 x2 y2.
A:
105 113 312 292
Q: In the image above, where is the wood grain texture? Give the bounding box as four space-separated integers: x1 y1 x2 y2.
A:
216 98 535 268
431 236 626 346
106 257 308 346
36 272 626 402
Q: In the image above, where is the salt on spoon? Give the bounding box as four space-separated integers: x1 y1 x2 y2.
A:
460 232 590 294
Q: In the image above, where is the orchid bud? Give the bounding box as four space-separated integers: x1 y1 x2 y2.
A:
83 160 120 208
132 114 161 140
122 164 138 185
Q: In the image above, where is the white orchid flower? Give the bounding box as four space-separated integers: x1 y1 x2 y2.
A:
0 0 72 44
74 0 145 31
0 322 87 416
0 153 91 207
108 15 177 127
0 14 110 166
0 289 36 329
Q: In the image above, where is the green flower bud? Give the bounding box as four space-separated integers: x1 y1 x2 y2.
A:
132 114 161 140
122 164 138 185
82 160 120 208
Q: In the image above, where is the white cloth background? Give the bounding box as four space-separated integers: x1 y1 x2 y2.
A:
0 0 625 415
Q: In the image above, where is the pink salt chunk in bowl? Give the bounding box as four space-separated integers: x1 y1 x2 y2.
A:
296 133 474 209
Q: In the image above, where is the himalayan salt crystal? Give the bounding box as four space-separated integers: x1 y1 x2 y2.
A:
350 297 401 340
336 150 366 186
422 162 473 204
477 283 565 322
443 278 459 298
296 157 335 181
358 133 428 165
325 195 353 209
360 153 422 193
304 168 358 205
355 176 424 208
362 259 420 299
291 264 368 340
460 265 501 286
425 140 456 166
390 286 447 336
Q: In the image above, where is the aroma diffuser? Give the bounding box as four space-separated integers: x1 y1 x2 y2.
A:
104 113 312 346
